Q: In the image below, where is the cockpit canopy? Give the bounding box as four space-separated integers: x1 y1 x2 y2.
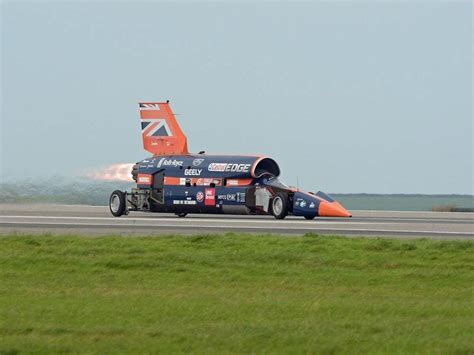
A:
261 176 290 189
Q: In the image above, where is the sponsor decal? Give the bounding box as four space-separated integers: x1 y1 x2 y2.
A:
208 163 227 172
195 178 222 186
173 200 197 205
208 163 251 173
226 179 253 186
216 192 246 203
196 191 204 202
137 174 152 185
192 158 205 166
142 158 158 168
309 202 315 208
184 168 202 176
217 193 237 201
205 188 216 206
237 192 246 203
295 198 308 208
157 158 183 168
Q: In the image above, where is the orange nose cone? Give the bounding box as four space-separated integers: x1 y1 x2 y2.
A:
318 201 352 217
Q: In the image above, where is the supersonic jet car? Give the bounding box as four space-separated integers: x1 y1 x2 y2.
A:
109 102 351 220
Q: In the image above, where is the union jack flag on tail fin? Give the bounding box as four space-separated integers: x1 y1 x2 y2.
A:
139 102 189 156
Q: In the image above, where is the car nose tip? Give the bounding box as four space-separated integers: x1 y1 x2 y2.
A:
318 200 352 218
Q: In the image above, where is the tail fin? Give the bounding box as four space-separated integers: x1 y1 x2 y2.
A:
139 102 189 156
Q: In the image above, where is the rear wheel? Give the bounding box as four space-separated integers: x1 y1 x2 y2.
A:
109 190 126 217
176 212 187 218
271 192 288 220
304 215 315 220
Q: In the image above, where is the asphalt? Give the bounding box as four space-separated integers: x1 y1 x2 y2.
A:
0 204 473 239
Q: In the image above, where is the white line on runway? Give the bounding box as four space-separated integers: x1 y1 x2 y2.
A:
0 215 387 225
1 220 473 236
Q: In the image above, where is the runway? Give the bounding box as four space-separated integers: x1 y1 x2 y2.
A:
1 204 472 239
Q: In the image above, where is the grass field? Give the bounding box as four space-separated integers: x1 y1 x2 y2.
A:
0 234 473 354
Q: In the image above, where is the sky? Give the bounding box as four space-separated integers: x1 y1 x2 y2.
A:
1 1 472 194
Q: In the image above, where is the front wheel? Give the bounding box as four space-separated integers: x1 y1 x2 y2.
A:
175 213 187 218
109 190 126 217
304 215 315 220
271 192 289 220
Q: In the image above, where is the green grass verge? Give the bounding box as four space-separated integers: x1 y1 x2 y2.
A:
0 234 473 354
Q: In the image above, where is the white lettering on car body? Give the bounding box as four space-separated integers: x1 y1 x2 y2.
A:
173 200 197 205
158 159 183 168
208 163 251 173
217 194 237 201
184 169 202 176
137 176 151 184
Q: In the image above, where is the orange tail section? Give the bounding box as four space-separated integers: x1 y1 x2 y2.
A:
139 102 189 156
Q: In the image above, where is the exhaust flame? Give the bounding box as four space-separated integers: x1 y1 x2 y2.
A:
86 163 134 182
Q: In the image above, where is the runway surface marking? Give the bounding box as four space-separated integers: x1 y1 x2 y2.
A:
2 220 472 236
1 205 472 239
1 215 396 225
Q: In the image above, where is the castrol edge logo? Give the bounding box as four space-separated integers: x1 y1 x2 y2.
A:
208 163 251 173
